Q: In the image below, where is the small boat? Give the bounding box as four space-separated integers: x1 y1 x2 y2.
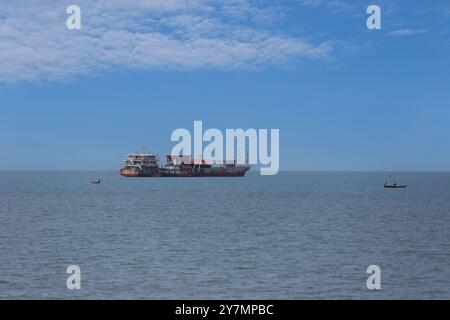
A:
91 180 101 184
384 183 406 189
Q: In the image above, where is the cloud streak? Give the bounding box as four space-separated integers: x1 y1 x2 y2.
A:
387 29 428 37
297 0 361 14
0 0 332 84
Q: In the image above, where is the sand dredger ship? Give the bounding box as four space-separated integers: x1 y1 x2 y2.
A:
120 153 251 177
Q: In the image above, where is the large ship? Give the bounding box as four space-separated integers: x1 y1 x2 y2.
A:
120 153 251 177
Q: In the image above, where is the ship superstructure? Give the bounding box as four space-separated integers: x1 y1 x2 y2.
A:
119 153 160 177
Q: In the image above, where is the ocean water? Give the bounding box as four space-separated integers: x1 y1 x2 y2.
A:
0 171 449 299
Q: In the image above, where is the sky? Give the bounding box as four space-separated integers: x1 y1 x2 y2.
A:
1 0 450 171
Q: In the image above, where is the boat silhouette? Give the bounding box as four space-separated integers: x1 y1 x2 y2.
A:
384 182 407 189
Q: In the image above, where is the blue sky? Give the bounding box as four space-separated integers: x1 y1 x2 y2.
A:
1 0 450 171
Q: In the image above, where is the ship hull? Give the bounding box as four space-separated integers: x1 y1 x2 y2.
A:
121 167 250 177
120 168 161 177
161 171 248 177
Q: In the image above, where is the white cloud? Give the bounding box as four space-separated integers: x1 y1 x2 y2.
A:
297 0 360 14
0 0 332 84
387 29 427 37
297 0 397 16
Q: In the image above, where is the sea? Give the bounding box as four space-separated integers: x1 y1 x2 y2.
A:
0 171 449 299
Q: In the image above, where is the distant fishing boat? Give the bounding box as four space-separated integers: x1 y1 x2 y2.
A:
91 180 101 184
384 182 407 189
384 175 407 189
